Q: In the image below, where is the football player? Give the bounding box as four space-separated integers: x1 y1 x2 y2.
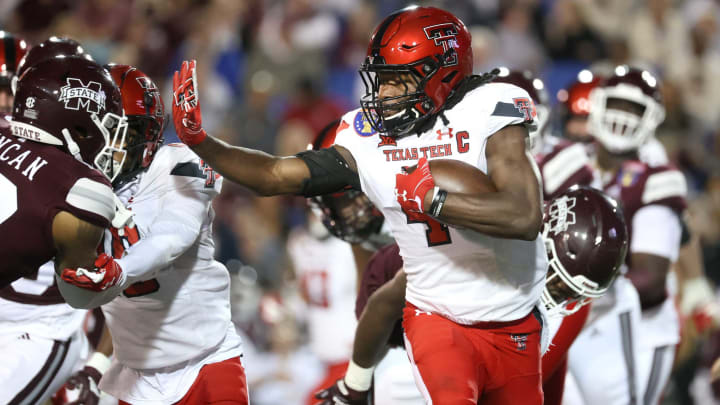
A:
540 66 685 405
0 31 27 115
0 54 124 290
315 186 629 405
172 6 547 403
57 64 248 404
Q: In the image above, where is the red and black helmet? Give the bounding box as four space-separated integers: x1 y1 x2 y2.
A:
359 6 472 138
555 69 602 143
493 67 548 143
541 186 629 316
104 64 165 187
0 31 28 91
15 36 91 83
10 56 126 168
589 65 665 153
309 120 386 244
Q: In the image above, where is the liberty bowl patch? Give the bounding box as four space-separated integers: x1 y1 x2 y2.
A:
354 111 377 137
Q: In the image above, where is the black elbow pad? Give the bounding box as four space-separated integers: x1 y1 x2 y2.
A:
295 148 361 197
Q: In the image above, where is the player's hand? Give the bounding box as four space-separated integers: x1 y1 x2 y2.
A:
314 379 369 405
61 253 124 292
172 59 207 146
395 157 435 214
62 366 102 405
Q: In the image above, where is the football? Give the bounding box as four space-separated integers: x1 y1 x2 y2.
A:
428 159 497 194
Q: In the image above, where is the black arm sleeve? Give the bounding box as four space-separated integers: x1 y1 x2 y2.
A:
295 148 361 197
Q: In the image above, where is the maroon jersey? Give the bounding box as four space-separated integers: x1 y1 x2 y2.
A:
0 130 114 288
355 243 405 347
537 140 594 201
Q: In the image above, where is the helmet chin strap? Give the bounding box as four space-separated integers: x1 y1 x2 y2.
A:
61 128 83 162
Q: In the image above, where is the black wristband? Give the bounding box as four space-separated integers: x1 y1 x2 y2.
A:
429 189 447 217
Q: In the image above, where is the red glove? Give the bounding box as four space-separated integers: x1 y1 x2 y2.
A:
172 59 207 146
395 157 435 214
61 253 123 292
314 379 370 405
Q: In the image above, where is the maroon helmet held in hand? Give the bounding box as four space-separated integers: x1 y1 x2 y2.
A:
104 64 166 186
359 6 473 138
541 186 629 315
11 56 126 168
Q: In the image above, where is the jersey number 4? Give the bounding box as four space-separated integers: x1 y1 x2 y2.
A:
403 209 452 246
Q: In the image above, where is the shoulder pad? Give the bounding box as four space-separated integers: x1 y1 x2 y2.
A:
66 177 115 224
540 143 592 197
642 169 687 205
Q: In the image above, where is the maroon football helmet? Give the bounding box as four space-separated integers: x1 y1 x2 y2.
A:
541 186 629 315
359 6 473 138
492 67 548 143
11 56 126 168
104 64 165 186
14 37 92 89
309 120 386 244
589 66 665 153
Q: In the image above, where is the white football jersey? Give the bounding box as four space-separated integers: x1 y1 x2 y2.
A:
100 144 241 370
0 261 87 340
334 83 548 324
287 229 357 364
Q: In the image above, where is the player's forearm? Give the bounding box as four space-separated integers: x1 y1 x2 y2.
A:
435 190 542 240
191 135 303 195
626 267 667 310
352 279 406 367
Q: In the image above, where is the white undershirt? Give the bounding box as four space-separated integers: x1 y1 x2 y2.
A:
630 205 682 261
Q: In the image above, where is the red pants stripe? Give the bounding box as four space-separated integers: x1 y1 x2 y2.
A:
119 356 248 405
402 302 543 405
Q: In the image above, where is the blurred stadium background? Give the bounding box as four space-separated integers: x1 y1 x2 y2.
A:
4 0 720 403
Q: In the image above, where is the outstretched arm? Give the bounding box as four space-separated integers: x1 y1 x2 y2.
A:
172 60 357 197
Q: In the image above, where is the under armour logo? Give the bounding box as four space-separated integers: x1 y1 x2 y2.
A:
395 188 408 202
511 334 528 351
436 128 453 140
415 309 432 316
58 78 106 114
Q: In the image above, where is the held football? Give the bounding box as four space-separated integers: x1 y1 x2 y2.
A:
427 159 497 194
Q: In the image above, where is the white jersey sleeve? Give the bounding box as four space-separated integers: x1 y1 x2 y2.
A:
630 205 682 261
480 82 538 137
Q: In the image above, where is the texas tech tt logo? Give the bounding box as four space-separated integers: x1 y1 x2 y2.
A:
58 78 106 114
423 23 459 66
512 97 536 122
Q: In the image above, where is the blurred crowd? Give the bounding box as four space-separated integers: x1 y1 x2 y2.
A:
4 0 720 403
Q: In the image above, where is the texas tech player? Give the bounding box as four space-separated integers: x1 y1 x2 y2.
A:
541 66 685 405
57 65 248 404
173 6 547 403
0 55 125 403
315 187 629 405
0 31 28 115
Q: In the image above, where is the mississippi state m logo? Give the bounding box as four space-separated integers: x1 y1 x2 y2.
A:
423 23 459 66
58 78 106 114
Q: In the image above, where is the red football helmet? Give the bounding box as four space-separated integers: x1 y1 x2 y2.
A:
104 64 165 186
589 66 665 153
0 32 28 89
359 6 472 138
541 186 629 316
309 120 386 244
555 69 602 143
493 67 548 145
11 56 127 168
